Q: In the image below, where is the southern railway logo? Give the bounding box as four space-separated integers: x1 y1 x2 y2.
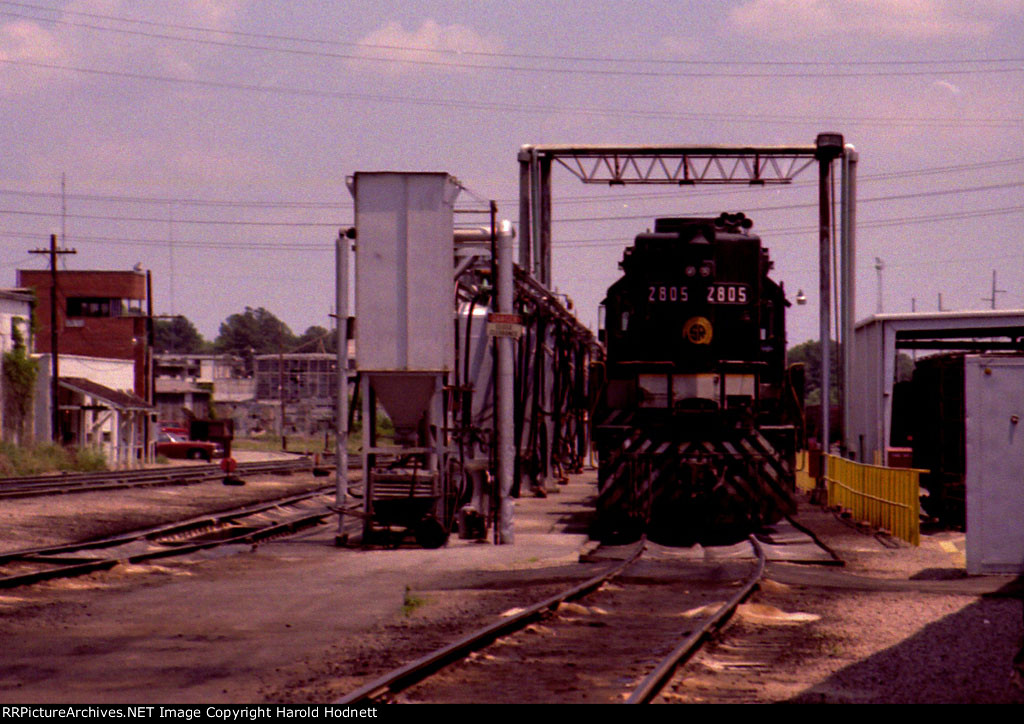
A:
683 316 713 345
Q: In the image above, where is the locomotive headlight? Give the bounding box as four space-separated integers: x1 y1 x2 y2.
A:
699 265 712 277
685 266 696 277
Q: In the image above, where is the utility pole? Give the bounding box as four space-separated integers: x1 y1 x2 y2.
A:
60 173 67 243
981 269 1006 310
29 234 76 443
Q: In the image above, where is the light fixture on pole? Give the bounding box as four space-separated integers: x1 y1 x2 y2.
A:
874 257 884 314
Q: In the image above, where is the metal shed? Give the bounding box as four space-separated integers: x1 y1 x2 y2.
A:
850 310 1024 464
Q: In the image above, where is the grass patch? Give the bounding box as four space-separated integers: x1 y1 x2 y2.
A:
401 585 428 617
233 414 395 456
0 441 108 476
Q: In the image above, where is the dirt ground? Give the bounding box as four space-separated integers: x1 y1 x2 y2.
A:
671 505 1024 703
0 468 595 703
0 467 1021 704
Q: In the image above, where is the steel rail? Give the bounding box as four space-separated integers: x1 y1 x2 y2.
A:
625 536 766 704
0 487 335 588
336 540 646 705
0 458 316 499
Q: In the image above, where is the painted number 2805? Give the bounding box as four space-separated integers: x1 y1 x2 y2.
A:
705 284 748 304
648 284 748 304
648 286 689 302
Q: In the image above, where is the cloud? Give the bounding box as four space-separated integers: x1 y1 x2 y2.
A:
0 18 65 62
728 0 1000 42
0 0 249 95
348 19 503 75
0 19 70 93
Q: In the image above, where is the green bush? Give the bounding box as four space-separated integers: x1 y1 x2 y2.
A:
72 446 108 472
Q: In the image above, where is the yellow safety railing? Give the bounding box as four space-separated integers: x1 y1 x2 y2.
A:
823 454 924 546
794 450 816 493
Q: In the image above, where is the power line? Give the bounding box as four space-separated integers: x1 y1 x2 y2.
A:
5 201 1020 254
5 178 1021 231
0 229 334 251
4 2 1022 77
0 207 342 227
0 187 349 208
3 57 1022 132
554 204 1024 247
754 204 1024 237
3 173 1023 247
5 1 1020 67
3 156 1023 211
550 179 1024 225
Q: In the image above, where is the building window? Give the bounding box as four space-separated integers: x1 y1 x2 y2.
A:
67 297 113 317
67 297 144 317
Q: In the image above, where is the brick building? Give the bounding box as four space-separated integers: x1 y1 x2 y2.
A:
16 269 153 462
16 269 150 400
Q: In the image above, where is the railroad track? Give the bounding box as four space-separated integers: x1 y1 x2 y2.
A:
336 536 782 705
0 487 341 589
0 457 320 499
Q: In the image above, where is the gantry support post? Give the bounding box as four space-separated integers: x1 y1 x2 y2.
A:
840 145 858 459
814 133 845 499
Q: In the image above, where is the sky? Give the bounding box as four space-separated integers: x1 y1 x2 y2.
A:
1 0 1022 348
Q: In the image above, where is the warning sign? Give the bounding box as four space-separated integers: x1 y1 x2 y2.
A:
487 313 525 339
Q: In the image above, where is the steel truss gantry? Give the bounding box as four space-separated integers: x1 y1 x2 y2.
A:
546 146 818 186
518 136 859 475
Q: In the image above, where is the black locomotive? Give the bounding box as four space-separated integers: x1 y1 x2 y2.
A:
592 213 801 545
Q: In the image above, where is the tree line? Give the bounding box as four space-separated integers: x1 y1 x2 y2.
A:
787 339 913 404
154 307 336 356
158 316 914 406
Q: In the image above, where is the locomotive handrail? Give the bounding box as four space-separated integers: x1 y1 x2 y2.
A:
717 359 769 369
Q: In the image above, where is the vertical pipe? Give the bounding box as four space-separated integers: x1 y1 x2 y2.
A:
518 147 532 271
840 146 858 459
539 156 552 287
815 135 843 498
818 159 830 461
145 270 154 462
335 230 350 544
278 351 284 442
489 204 499 542
529 150 544 281
496 220 516 544
362 374 373 541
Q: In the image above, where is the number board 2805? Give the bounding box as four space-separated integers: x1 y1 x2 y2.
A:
647 284 749 304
